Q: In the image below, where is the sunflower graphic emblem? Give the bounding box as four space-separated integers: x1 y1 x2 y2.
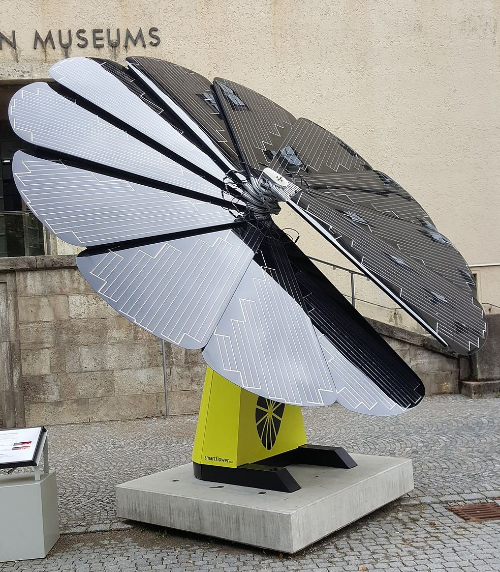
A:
255 397 286 450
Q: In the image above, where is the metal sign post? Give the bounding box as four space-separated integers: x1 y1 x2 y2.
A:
161 339 169 418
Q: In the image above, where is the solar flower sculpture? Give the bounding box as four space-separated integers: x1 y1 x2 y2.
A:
9 57 486 491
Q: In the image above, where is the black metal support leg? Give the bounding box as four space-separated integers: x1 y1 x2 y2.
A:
193 461 300 493
263 444 357 469
193 444 357 493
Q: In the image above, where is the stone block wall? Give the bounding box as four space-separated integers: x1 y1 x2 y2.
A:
382 337 460 395
462 314 500 397
368 319 464 396
0 256 203 427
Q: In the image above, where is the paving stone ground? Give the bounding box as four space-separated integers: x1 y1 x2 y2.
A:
1 395 499 571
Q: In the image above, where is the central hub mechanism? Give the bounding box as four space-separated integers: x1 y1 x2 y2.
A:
238 172 281 220
238 167 299 220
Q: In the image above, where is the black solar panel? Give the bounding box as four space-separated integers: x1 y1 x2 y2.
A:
127 57 242 167
213 77 296 175
204 222 424 412
289 189 485 353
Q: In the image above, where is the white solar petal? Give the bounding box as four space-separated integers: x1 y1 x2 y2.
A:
9 82 225 202
13 151 235 247
50 57 226 182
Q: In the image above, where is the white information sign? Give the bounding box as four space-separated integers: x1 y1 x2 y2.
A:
0 426 46 468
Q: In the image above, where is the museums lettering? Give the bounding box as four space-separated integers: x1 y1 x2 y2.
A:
0 27 160 54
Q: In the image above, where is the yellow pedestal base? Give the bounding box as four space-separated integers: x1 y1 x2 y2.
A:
192 368 307 468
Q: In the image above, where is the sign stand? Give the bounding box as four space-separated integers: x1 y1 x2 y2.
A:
33 435 49 482
0 427 59 563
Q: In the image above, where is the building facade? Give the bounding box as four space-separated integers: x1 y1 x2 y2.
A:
0 1 499 426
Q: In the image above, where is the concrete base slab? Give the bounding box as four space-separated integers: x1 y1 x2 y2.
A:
116 454 413 553
0 471 59 562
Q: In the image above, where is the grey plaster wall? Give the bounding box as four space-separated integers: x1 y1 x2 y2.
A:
0 256 468 428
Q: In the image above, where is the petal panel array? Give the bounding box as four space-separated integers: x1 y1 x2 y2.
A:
9 56 483 413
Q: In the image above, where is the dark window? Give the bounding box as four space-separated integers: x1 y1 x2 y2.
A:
0 98 45 257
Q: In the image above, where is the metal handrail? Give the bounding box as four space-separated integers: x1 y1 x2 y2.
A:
309 255 400 310
312 255 500 317
308 256 365 276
